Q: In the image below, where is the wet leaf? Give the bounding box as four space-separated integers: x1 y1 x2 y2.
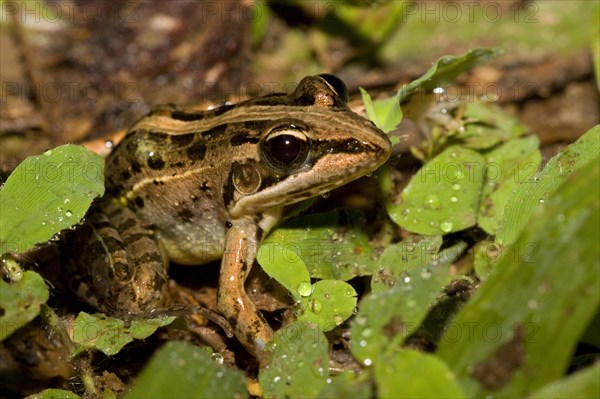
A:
0 145 104 255
375 350 465 398
387 146 485 235
26 388 82 399
398 48 503 102
73 312 176 356
126 341 246 398
478 136 541 235
350 242 464 364
317 371 371 399
260 320 329 399
437 152 600 396
497 125 599 244
260 209 376 281
297 279 357 332
0 270 49 341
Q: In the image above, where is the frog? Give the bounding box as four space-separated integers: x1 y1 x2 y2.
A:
71 74 391 363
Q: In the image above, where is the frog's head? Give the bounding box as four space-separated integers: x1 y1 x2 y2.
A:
225 74 392 218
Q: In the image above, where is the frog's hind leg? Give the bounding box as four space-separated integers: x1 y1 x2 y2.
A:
70 201 169 316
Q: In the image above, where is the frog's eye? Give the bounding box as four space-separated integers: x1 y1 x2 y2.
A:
261 125 310 171
317 74 349 103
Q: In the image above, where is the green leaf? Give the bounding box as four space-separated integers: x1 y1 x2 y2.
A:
0 270 49 341
458 102 530 149
437 152 600 396
0 145 105 255
260 320 329 399
371 235 442 292
360 87 402 134
317 371 371 399
257 239 311 296
26 388 82 399
478 136 541 235
297 279 357 332
73 312 176 356
350 242 462 364
387 146 485 235
259 209 376 281
529 363 600 399
497 125 599 244
398 48 503 102
125 341 246 399
375 350 465 399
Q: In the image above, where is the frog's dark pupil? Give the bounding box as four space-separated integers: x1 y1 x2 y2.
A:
268 135 302 164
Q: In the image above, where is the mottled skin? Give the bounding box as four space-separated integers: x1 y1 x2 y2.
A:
74 75 391 363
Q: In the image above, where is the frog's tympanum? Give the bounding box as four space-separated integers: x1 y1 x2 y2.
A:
72 74 391 363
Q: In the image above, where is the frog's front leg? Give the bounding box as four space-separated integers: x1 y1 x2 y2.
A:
218 218 273 364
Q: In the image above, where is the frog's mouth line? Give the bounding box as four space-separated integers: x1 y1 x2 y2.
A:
229 150 389 218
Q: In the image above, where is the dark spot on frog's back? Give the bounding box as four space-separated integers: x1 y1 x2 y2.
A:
177 207 195 222
134 197 144 208
169 133 195 146
131 161 142 173
187 141 206 161
147 154 165 170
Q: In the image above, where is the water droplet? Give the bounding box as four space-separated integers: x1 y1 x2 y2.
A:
527 299 538 310
297 281 312 297
310 299 323 314
440 220 453 233
345 287 355 297
401 272 411 284
333 315 344 325
105 140 114 149
210 353 224 364
451 183 461 191
539 198 545 203
58 207 63 213
361 328 373 338
420 268 432 279
41 220 47 226
424 195 440 209
43 149 52 156
450 196 458 203
65 210 73 217
274 376 281 383
64 198 71 204
359 340 367 347
363 358 372 366
321 192 330 199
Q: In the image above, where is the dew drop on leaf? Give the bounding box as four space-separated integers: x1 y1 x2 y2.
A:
297 281 312 297
309 299 323 314
424 194 440 209
210 352 224 364
440 220 453 233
